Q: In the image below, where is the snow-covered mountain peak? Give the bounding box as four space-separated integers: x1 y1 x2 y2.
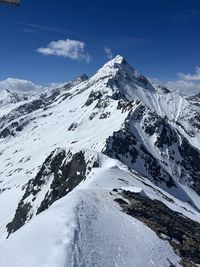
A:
106 54 126 66
86 55 156 105
96 54 135 78
1 56 200 267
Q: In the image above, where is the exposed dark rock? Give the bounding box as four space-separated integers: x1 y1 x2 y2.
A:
0 127 13 138
187 93 200 107
37 151 87 213
143 112 178 149
84 90 103 107
157 85 171 94
117 99 136 113
113 188 118 192
6 149 66 236
0 119 30 138
104 101 200 196
68 122 78 131
178 138 200 195
6 202 32 237
6 149 99 236
140 145 176 188
94 97 110 109
89 112 98 120
115 198 128 205
23 149 67 199
103 115 176 189
116 190 200 267
99 112 111 119
45 89 60 103
105 130 138 164
61 92 71 101
188 114 200 130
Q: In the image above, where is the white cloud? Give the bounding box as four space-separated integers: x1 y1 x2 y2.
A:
104 47 113 60
0 78 41 93
165 79 200 95
165 67 200 95
178 67 200 81
150 67 200 96
37 39 91 62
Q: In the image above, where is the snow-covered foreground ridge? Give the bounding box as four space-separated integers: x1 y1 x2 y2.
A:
0 55 200 267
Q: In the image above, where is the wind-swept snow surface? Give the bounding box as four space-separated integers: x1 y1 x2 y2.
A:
0 188 181 267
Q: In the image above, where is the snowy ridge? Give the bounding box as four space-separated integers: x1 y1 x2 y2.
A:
0 55 200 266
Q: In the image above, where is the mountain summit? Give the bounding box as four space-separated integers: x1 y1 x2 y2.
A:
0 56 200 267
95 55 155 94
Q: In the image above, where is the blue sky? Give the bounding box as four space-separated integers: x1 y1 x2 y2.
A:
0 0 200 87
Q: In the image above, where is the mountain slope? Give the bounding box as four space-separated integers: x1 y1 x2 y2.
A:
0 55 200 267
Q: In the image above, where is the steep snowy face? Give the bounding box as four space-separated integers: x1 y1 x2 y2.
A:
150 90 200 153
89 56 200 144
87 55 155 101
96 55 154 91
104 100 200 198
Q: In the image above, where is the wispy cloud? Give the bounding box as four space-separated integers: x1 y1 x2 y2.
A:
37 39 91 62
0 78 41 93
104 47 113 60
21 28 36 34
165 80 200 95
178 67 200 81
19 22 76 35
151 67 200 96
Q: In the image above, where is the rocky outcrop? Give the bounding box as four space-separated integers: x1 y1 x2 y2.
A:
104 102 200 196
115 190 200 267
6 149 99 236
